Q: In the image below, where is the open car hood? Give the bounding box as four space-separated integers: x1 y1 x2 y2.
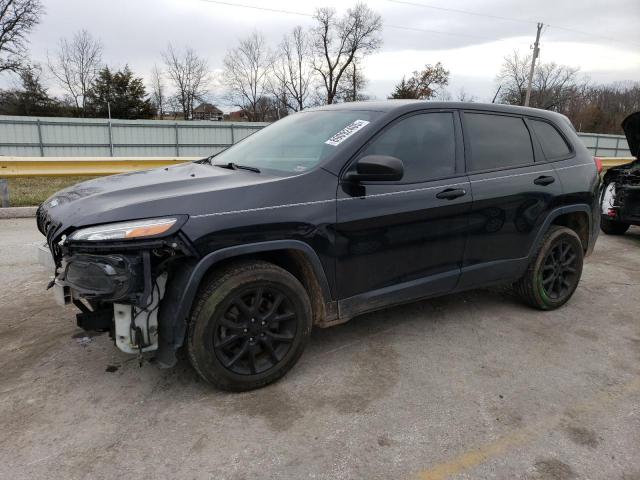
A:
622 111 640 158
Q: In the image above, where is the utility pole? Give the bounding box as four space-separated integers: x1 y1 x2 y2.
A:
524 22 543 107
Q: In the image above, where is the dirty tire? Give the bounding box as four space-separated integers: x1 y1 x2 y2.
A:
600 216 630 235
187 260 312 392
514 226 584 310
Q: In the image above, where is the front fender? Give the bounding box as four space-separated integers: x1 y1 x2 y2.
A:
155 240 331 367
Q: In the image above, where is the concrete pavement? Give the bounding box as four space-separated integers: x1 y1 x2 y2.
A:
0 218 639 480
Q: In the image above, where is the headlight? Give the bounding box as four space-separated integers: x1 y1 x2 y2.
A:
68 218 178 242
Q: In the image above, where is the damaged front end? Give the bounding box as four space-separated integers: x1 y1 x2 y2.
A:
603 112 640 224
37 210 195 364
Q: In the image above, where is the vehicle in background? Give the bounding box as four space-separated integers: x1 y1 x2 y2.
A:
37 101 600 391
599 112 640 235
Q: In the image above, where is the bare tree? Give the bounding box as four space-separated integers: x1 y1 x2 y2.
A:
456 88 476 102
223 31 273 121
311 2 382 105
149 64 165 118
271 26 314 111
497 50 581 109
267 71 289 119
337 56 368 102
497 51 534 106
162 44 210 120
0 0 43 73
531 61 581 110
564 81 640 134
47 29 103 115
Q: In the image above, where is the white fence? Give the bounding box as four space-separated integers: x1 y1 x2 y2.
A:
0 115 268 158
578 132 631 157
0 115 631 158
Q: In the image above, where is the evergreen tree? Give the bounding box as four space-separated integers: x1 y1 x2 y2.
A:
0 67 73 116
86 65 154 119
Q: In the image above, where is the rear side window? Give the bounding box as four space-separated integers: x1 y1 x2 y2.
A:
360 112 456 182
465 113 534 171
530 119 572 159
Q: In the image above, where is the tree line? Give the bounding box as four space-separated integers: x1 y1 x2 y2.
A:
0 0 638 134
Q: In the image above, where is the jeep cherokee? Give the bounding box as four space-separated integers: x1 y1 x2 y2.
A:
37 101 601 391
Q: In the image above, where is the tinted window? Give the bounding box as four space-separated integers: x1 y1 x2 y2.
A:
466 113 534 170
360 112 456 182
530 119 571 159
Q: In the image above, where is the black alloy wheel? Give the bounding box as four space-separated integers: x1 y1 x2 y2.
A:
514 226 584 310
539 240 579 301
187 260 312 391
213 286 297 375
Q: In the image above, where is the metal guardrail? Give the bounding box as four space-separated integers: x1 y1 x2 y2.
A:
0 156 198 207
598 156 636 171
0 156 196 177
0 156 636 208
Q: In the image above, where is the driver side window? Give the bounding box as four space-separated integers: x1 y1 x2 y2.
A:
360 112 456 183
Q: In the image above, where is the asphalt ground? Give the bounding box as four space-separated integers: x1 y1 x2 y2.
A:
1 218 639 480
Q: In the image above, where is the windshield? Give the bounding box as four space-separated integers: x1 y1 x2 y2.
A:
213 110 381 173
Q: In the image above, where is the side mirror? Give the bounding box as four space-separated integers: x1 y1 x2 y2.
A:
345 155 404 182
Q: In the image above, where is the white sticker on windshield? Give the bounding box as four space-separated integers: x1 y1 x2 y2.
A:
325 119 370 146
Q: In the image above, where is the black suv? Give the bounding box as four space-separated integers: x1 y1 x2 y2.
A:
37 101 600 391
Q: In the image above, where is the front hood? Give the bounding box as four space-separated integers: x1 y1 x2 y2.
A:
37 161 281 239
622 111 640 158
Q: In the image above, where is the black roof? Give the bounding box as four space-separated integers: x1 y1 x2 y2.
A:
310 100 568 122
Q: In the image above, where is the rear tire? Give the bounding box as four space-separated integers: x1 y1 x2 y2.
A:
514 226 584 310
187 260 312 391
600 216 630 235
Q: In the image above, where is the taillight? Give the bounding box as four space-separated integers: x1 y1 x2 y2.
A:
594 157 603 173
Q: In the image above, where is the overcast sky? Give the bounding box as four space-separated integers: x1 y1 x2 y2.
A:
11 0 640 109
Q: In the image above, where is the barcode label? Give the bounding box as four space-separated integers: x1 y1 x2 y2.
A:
325 120 370 146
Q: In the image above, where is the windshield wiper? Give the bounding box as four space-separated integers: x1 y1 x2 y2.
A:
213 162 261 173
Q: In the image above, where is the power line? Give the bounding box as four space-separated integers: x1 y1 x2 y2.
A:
198 0 526 44
545 24 640 48
386 0 639 48
198 0 311 17
198 0 639 49
385 23 527 44
386 0 535 25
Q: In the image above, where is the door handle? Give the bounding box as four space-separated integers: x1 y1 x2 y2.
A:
436 188 466 200
534 175 555 186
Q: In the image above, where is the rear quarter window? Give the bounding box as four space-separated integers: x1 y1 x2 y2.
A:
465 113 534 171
530 119 572 159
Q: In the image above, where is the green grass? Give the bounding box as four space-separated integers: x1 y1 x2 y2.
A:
7 176 100 207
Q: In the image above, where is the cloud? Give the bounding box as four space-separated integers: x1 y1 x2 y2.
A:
3 0 638 103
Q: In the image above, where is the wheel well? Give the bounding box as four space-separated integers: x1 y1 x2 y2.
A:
551 212 589 252
203 249 329 326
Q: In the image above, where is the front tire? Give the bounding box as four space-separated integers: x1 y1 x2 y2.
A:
600 216 630 235
187 261 312 391
514 226 584 310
